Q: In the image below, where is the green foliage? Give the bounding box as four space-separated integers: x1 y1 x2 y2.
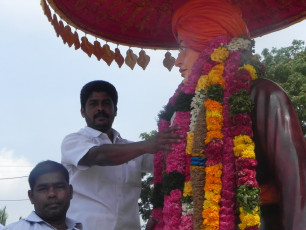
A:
139 130 157 141
0 206 8 226
138 173 154 224
259 40 306 135
138 131 155 228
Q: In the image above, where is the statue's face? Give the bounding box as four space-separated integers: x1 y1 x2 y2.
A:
174 35 200 82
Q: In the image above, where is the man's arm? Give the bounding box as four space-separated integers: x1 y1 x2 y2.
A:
79 126 182 166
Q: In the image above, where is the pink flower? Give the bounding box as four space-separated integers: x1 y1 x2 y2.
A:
230 125 253 137
205 140 223 162
166 151 186 173
153 151 163 184
235 158 257 170
158 119 170 131
232 114 252 126
152 208 164 230
179 214 193 230
163 190 182 229
221 190 235 200
224 51 242 73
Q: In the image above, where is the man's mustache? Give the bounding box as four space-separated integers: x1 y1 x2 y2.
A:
94 111 109 119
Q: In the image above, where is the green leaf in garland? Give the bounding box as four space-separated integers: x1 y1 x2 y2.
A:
236 185 261 214
173 92 194 112
228 90 254 116
181 195 193 204
207 85 224 103
162 171 185 195
151 183 164 208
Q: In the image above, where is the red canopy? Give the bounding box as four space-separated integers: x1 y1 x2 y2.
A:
44 0 305 49
41 0 305 69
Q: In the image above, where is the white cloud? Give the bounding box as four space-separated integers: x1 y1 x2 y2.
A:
0 148 33 225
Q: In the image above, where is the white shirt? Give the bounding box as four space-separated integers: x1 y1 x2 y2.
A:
61 126 153 230
0 224 3 229
3 211 82 230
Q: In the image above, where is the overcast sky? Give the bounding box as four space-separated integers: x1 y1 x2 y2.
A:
0 0 305 225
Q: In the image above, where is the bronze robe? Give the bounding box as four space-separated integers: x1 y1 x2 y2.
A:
251 79 306 230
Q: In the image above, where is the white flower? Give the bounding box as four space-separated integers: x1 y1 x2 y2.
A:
189 89 206 132
182 201 194 215
226 37 252 52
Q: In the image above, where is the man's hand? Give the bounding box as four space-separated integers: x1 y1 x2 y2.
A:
79 126 183 166
144 126 183 153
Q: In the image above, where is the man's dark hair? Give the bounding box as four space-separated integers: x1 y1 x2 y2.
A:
80 80 118 108
28 160 69 190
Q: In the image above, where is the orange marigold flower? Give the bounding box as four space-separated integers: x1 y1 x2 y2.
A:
204 100 223 112
206 116 223 131
205 131 223 144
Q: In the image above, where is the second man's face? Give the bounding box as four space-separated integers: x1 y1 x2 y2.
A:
81 91 117 133
28 172 72 222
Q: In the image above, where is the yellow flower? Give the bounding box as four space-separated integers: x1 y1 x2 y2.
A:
205 191 221 203
186 132 194 155
196 75 209 91
183 181 193 197
206 110 223 119
238 207 261 230
208 64 225 89
241 144 255 158
211 47 229 63
233 135 255 158
239 64 258 80
233 135 253 145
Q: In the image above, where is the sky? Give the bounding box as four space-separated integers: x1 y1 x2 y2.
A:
0 0 305 225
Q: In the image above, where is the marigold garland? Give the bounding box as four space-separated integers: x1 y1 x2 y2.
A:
153 36 262 230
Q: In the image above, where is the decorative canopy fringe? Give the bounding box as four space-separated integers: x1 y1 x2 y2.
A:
41 0 176 71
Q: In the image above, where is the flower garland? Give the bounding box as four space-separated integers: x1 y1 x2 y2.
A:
152 35 263 230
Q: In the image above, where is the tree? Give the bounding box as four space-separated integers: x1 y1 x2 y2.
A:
138 130 156 229
259 40 306 135
0 206 8 226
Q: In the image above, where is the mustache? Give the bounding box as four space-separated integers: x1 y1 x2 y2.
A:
45 199 61 207
94 111 109 119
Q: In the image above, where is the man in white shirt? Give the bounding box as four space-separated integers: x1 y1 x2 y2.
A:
61 80 182 230
4 160 82 230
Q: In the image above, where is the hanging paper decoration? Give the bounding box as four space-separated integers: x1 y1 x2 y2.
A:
115 48 124 68
137 50 150 70
63 25 74 47
80 36 94 57
72 31 81 50
163 51 176 71
101 44 115 66
93 40 104 61
52 14 60 37
125 49 138 70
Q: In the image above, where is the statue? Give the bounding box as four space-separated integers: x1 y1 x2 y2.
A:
151 0 306 229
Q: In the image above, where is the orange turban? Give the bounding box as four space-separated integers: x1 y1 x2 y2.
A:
172 0 250 52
